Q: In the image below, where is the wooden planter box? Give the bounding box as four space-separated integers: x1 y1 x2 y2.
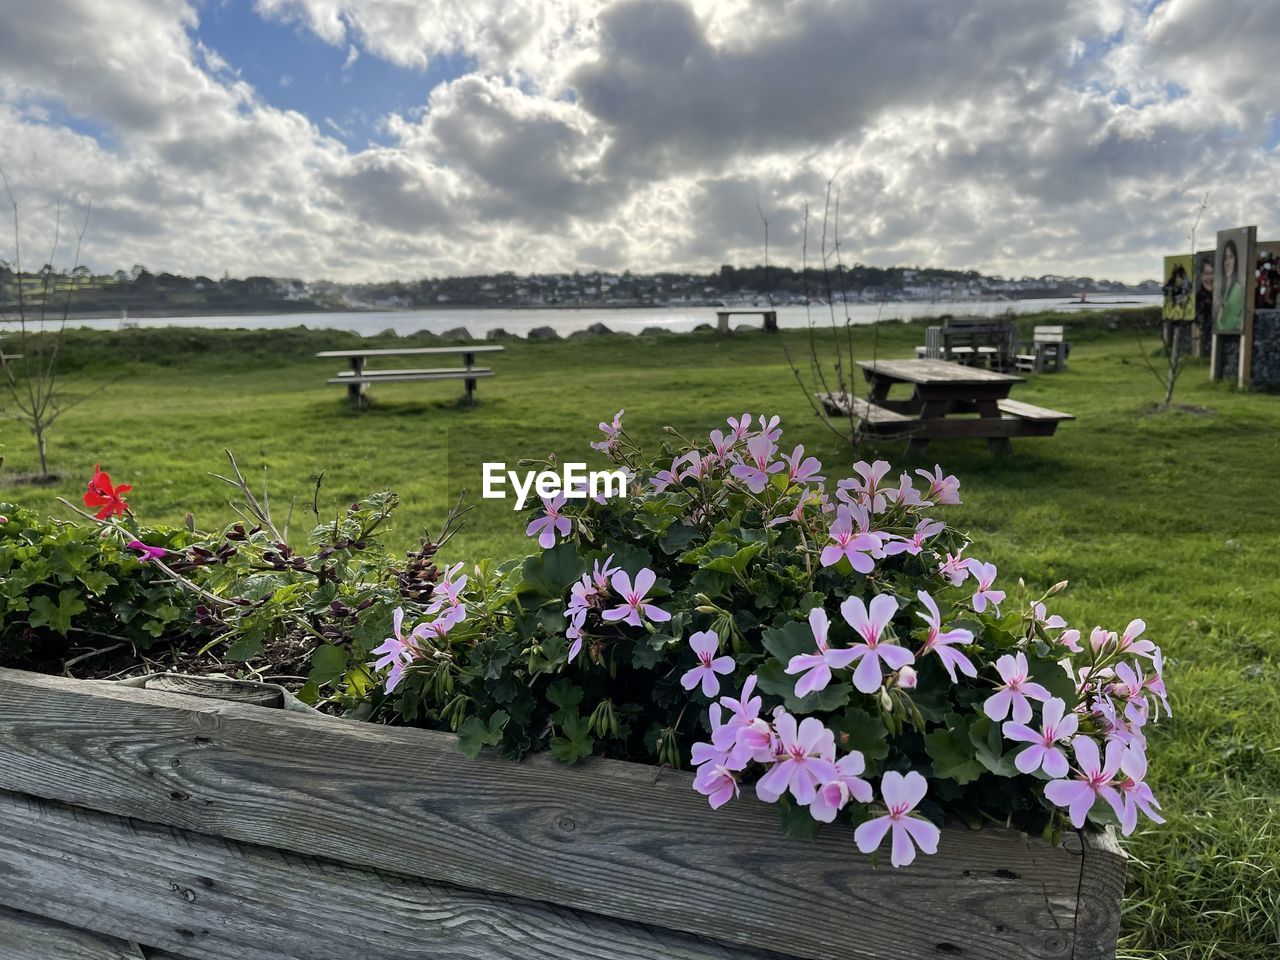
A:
0 668 1125 960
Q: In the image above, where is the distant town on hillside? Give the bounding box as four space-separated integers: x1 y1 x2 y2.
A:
0 261 1160 317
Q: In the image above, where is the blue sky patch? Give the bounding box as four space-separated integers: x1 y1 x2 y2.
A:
190 2 473 148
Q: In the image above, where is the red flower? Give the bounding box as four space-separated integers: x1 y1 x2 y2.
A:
83 464 132 520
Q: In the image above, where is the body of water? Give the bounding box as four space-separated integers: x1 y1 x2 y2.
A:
4 296 1161 339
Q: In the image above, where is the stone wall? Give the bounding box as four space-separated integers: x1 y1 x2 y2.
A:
1250 310 1280 390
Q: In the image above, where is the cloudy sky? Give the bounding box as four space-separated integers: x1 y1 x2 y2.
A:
0 0 1276 282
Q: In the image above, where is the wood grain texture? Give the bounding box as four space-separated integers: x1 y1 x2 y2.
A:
0 668 1123 960
1069 829 1127 960
0 904 143 960
0 791 779 960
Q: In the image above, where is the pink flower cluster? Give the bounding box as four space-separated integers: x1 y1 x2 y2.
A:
817 459 962 577
371 563 469 693
562 561 671 660
691 677 940 867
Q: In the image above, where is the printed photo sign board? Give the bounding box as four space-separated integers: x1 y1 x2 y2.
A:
1211 225 1257 385
1161 254 1194 322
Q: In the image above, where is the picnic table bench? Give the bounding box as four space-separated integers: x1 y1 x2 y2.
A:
716 310 778 333
317 346 503 405
916 318 1016 369
1014 325 1070 373
819 359 1073 455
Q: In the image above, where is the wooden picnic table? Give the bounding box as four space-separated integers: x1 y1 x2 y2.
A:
317 345 504 405
820 358 1073 456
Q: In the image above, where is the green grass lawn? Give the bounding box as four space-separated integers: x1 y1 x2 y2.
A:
3 312 1279 957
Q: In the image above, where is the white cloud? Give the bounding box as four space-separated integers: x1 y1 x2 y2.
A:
0 0 1276 282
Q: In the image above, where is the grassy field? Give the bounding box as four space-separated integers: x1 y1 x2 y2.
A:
2 311 1278 957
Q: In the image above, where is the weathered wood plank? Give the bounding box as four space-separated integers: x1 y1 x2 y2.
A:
139 676 283 708
315 346 505 357
816 392 915 423
859 358 1023 384
0 791 778 960
0 668 1122 960
0 903 143 960
996 399 1075 422
1069 830 1127 960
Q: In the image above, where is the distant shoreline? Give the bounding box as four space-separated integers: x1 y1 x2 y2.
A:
33 296 1152 323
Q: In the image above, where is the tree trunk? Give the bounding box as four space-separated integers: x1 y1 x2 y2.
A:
35 424 49 477
1163 335 1180 409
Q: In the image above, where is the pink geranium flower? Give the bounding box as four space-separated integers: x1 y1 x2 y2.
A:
652 454 691 492
680 630 736 697
810 752 874 822
426 561 468 618
602 567 671 627
127 540 167 562
914 590 976 682
730 436 784 493
1002 696 1078 778
965 559 1005 613
590 409 625 453
755 711 838 806
888 472 924 507
1144 649 1171 718
526 494 571 548
371 607 459 694
1116 619 1157 658
915 464 961 504
937 545 970 585
1115 745 1165 835
781 444 824 484
1057 628 1084 654
839 594 915 694
714 675 774 764
727 412 753 441
882 518 945 557
708 429 735 461
1044 735 1126 828
1031 602 1068 630
854 770 941 867
693 760 741 809
983 652 1052 723
819 505 882 573
837 459 892 513
756 414 783 442
785 607 859 698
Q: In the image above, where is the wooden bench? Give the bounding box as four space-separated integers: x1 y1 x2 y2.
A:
914 325 943 359
317 346 503 405
1015 325 1070 373
715 310 778 333
817 392 915 435
941 320 1017 370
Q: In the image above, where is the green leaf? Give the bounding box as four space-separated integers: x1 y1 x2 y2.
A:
458 710 510 759
970 716 1019 777
520 542 587 597
549 712 595 763
761 619 817 663
546 679 584 722
308 644 349 687
834 706 890 763
756 658 852 714
701 541 764 576
225 633 265 662
27 589 87 637
1028 657 1077 703
924 720 985 784
779 801 821 840
76 570 116 596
